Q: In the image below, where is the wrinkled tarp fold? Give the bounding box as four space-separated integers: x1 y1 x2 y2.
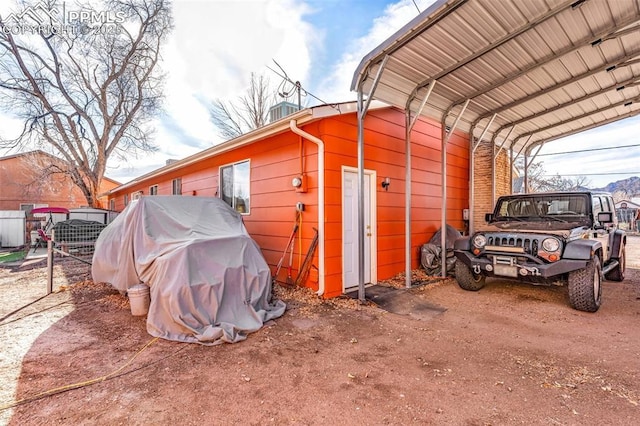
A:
92 196 285 345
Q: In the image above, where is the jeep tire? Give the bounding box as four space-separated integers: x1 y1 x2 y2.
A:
568 255 602 312
455 261 486 291
605 245 625 282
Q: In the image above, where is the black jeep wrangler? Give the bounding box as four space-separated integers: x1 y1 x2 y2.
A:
454 191 626 312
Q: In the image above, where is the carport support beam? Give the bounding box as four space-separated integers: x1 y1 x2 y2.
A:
356 56 389 302
469 114 497 236
441 99 470 278
405 82 436 288
472 114 497 154
357 90 366 303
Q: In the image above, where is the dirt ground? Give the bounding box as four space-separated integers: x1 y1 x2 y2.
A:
1 238 639 426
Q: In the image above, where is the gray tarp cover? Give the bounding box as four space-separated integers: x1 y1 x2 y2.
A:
91 196 286 345
420 225 461 276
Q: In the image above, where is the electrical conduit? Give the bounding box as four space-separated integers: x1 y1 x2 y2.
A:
289 120 325 296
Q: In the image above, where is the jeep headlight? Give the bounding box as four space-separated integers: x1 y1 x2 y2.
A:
542 238 560 252
472 234 487 249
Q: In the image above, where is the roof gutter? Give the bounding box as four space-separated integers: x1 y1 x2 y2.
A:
289 120 325 297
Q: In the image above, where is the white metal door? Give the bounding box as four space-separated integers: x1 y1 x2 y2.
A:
343 170 372 291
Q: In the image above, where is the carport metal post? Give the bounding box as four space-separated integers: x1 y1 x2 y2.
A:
441 99 469 278
357 90 366 303
356 56 389 303
404 81 435 288
510 146 514 194
469 114 496 235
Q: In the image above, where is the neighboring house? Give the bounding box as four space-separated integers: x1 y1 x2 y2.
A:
615 200 640 231
104 102 470 298
0 150 120 212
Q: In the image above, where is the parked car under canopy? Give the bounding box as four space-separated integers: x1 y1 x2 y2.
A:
92 196 285 345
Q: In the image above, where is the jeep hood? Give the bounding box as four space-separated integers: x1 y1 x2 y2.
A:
477 221 589 239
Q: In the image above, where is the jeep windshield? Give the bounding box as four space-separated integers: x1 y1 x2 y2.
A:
493 193 590 223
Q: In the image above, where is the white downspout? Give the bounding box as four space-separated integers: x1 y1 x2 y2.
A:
289 120 325 296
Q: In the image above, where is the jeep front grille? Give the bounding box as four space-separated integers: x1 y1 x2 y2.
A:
487 235 539 255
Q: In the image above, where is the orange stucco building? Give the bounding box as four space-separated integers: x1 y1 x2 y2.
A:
105 103 470 298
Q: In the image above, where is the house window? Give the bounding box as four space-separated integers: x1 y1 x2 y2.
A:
124 194 129 207
109 199 115 210
149 185 158 195
220 160 250 214
132 191 143 200
172 178 182 195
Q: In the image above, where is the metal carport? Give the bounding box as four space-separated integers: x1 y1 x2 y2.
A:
351 0 640 299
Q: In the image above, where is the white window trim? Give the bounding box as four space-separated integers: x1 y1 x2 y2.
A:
172 178 182 195
219 159 251 215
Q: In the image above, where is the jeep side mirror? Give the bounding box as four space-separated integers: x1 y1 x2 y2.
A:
597 211 613 223
485 213 493 222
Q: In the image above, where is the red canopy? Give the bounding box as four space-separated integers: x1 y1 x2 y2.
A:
31 207 70 215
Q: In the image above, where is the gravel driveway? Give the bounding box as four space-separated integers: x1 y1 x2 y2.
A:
1 237 639 425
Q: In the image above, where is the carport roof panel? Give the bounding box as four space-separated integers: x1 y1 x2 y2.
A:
352 0 640 154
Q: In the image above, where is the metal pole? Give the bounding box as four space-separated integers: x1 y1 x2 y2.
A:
355 56 389 302
524 152 529 194
357 90 366 303
442 99 470 278
363 56 390 114
491 139 496 205
405 81 436 288
469 136 476 235
47 238 53 294
473 113 497 153
510 146 514 194
405 111 412 288
528 142 545 165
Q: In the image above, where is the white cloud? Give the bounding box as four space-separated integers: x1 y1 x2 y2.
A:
0 114 24 142
108 0 321 182
316 0 437 103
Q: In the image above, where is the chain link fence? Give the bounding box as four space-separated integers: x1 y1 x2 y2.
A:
44 220 107 294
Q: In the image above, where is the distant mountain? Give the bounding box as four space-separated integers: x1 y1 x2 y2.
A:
593 176 640 196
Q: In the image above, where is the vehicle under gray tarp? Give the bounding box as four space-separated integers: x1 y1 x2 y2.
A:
420 225 461 276
91 196 286 345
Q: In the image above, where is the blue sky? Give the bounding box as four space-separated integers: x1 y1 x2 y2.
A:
103 0 436 182
535 118 640 189
1 0 638 188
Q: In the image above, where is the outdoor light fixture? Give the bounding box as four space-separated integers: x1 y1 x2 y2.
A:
381 177 390 191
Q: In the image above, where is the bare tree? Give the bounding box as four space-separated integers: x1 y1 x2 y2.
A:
612 190 629 203
514 158 590 193
209 72 277 140
0 0 172 207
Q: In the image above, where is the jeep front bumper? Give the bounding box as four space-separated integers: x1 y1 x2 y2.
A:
454 250 588 279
